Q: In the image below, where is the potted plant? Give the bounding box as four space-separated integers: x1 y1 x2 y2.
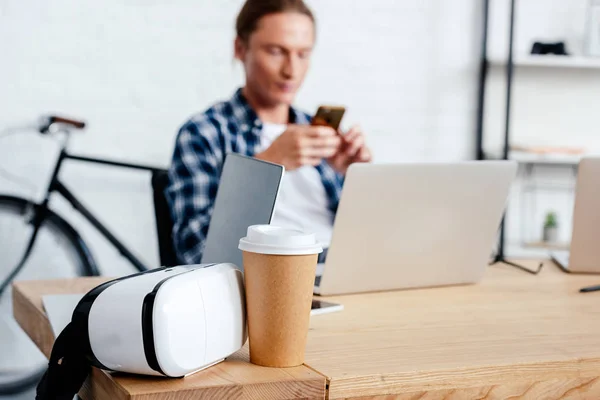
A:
542 211 559 243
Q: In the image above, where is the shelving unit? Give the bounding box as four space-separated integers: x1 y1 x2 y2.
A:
474 0 598 260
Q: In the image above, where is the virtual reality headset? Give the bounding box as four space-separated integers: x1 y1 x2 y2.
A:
37 263 247 400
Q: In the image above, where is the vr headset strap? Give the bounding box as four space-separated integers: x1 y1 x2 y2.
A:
36 321 91 400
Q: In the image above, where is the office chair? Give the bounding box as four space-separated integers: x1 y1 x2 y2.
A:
151 170 180 266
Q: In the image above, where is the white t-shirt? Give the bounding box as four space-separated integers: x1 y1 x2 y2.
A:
259 123 334 246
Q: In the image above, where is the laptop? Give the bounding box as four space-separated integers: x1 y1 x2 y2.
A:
313 161 518 296
551 157 600 273
201 154 284 270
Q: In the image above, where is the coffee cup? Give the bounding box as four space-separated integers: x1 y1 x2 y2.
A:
238 225 322 367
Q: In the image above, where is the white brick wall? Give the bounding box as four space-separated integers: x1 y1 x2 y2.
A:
0 0 480 276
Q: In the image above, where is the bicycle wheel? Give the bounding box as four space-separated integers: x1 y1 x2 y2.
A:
0 195 97 394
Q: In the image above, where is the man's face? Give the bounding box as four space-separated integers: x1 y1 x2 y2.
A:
236 12 314 106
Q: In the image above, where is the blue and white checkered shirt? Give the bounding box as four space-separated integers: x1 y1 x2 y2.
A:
165 89 344 264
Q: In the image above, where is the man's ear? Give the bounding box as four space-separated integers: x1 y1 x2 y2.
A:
234 37 247 62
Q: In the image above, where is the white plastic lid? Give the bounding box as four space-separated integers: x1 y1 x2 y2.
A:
238 225 323 256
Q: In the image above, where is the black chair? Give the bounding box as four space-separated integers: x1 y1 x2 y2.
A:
151 170 180 266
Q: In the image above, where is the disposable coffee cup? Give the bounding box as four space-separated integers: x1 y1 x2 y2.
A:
238 225 323 367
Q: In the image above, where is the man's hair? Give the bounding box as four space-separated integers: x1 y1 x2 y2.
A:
236 0 315 43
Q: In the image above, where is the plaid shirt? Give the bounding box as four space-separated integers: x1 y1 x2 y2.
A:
165 89 344 264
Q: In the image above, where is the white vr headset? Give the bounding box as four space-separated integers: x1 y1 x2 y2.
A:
37 263 247 400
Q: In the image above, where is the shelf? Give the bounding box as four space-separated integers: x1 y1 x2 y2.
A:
523 241 570 251
485 150 583 165
490 55 600 70
509 151 582 165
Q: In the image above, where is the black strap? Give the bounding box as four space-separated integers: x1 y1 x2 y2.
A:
36 322 91 400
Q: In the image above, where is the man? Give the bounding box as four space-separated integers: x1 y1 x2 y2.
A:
166 0 371 264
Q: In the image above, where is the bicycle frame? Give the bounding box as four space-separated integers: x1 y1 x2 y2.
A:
58 149 165 270
0 144 165 295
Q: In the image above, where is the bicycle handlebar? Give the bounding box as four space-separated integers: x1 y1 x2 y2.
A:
39 115 86 133
50 116 86 129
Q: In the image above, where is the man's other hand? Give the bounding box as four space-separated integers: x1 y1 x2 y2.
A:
327 125 371 175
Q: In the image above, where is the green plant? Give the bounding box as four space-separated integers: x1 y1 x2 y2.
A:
544 212 558 229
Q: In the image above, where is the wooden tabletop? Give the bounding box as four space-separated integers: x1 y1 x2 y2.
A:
12 278 325 400
14 261 600 399
306 261 600 399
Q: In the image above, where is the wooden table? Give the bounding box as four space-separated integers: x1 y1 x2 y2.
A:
12 277 325 400
14 261 600 399
308 261 600 399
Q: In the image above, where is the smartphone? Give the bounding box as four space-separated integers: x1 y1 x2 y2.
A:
310 299 344 316
311 105 346 131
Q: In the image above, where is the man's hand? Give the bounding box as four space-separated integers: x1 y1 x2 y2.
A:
328 125 372 175
255 124 341 171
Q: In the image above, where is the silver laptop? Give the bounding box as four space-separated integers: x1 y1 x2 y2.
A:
201 154 284 270
314 161 518 296
551 157 600 273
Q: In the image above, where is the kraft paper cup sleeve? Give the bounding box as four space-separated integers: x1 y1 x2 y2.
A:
242 251 318 367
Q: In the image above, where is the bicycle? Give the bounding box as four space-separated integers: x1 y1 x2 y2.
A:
0 115 165 394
